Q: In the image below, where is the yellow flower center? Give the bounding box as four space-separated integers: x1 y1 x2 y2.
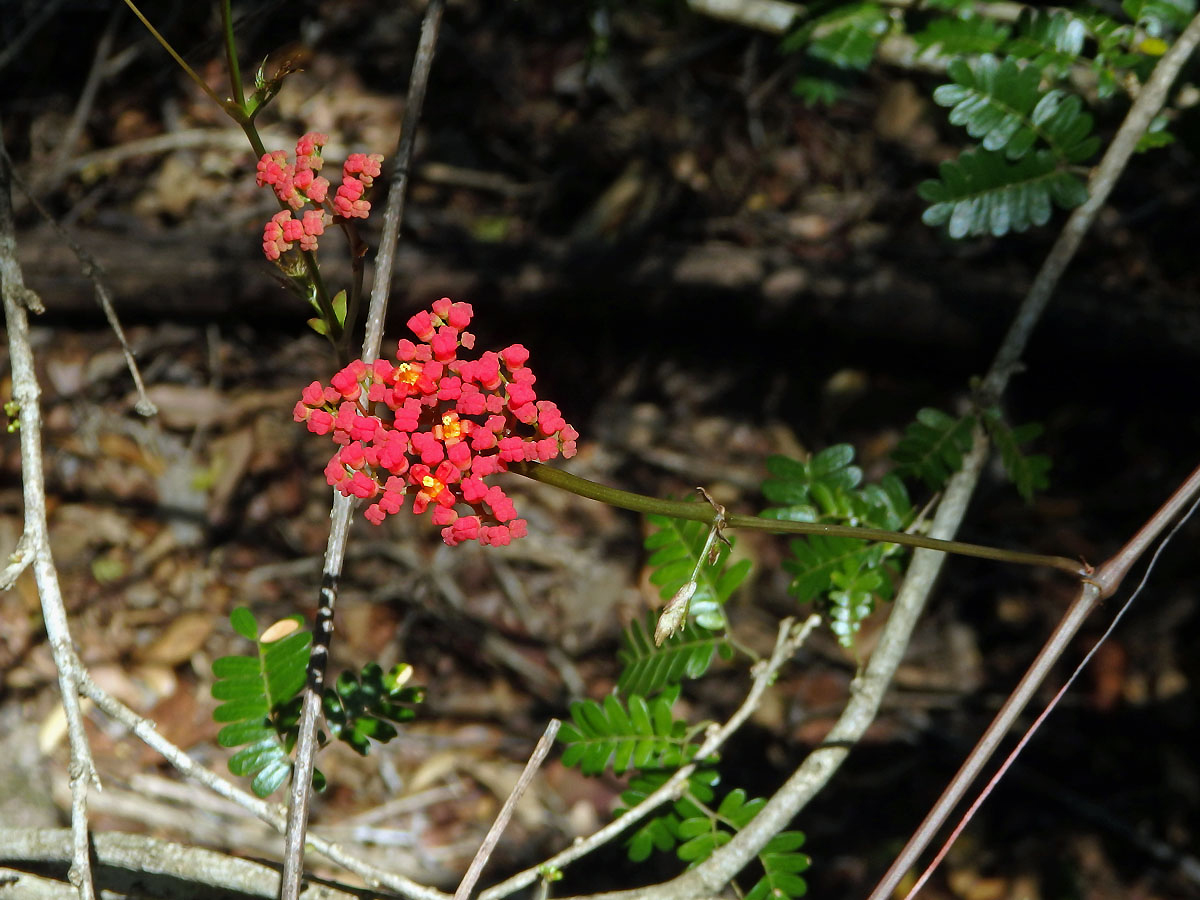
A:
439 412 463 441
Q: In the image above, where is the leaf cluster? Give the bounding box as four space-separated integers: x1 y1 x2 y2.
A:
777 0 1191 237
762 444 913 644
618 610 734 697
644 511 752 633
211 608 424 797
891 405 1051 501
211 610 311 797
921 51 1099 238
617 771 811 899
558 686 701 775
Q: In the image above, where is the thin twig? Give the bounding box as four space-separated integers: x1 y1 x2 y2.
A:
0 0 68 74
513 461 1086 577
907 487 1200 897
861 12 1200 897
281 2 446 896
362 0 446 363
455 720 561 900
0 119 98 900
0 144 156 416
480 615 821 900
76 672 451 900
869 463 1200 899
41 6 121 194
0 829 368 900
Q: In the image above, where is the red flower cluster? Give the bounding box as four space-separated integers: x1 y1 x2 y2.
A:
256 132 384 260
294 299 579 546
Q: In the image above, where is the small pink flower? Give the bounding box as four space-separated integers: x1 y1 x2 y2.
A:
501 345 530 369
306 176 330 203
344 152 384 186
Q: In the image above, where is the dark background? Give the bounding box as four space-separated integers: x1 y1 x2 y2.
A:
3 1 1200 897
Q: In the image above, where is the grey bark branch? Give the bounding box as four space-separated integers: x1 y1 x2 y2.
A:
482 615 822 900
0 119 98 900
536 11 1200 900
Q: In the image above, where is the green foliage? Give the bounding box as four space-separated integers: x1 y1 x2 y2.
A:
981 407 1052 502
618 771 811 898
558 686 699 775
745 830 812 900
933 56 1099 161
644 511 752 632
618 611 734 697
211 611 311 797
762 444 911 531
919 148 1088 238
778 0 1184 240
891 407 976 492
212 609 424 796
912 16 1013 56
1124 0 1195 35
784 2 891 70
1137 114 1176 151
619 767 721 862
792 74 846 107
323 662 425 756
920 52 1098 238
892 406 1051 501
1006 9 1087 76
763 444 912 644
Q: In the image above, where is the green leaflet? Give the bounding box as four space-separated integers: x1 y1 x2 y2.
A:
981 406 1052 502
644 509 752 633
892 406 1050 502
558 686 700 776
1123 0 1195 35
211 611 311 797
764 444 912 645
1006 9 1087 76
919 148 1088 239
211 609 423 796
617 771 810 898
891 407 976 492
323 662 425 757
784 2 890 70
618 611 734 698
912 16 1013 57
933 55 1098 162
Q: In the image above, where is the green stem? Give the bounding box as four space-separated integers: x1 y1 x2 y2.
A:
220 0 246 113
509 461 1087 578
124 1 344 354
121 0 227 113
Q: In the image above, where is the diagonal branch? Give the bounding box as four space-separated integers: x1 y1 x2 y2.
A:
0 118 98 900
553 11 1200 900
481 615 822 900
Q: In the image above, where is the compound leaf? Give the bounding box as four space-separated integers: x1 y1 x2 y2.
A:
618 611 734 697
891 407 976 491
920 148 1088 238
558 686 695 776
981 407 1052 502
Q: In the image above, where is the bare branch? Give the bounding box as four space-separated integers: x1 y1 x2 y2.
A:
0 119 97 900
480 615 822 900
0 829 369 900
456 720 561 900
76 672 452 900
0 145 156 416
